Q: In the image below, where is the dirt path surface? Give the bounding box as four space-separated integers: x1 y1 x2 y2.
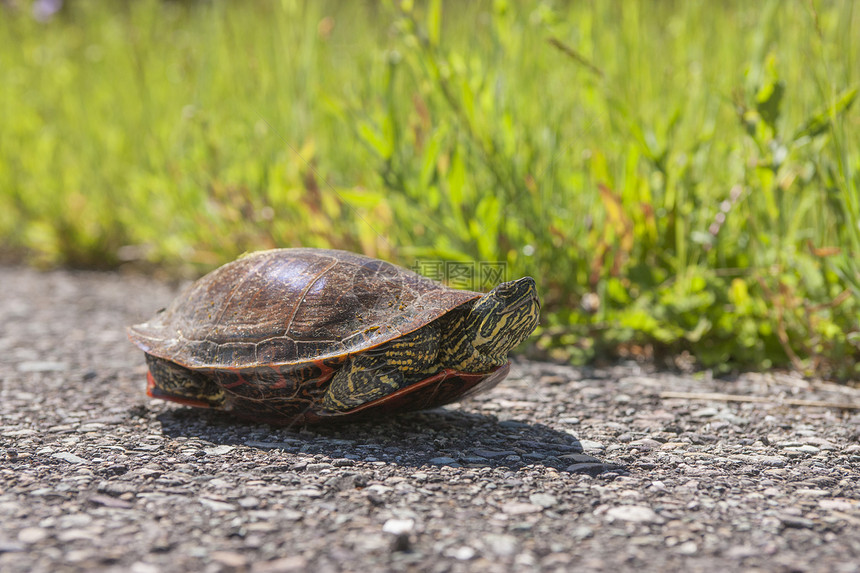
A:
1 266 859 573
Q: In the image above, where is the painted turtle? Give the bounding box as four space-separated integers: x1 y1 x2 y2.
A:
128 248 540 425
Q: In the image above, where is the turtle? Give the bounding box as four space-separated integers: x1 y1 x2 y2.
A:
127 248 540 425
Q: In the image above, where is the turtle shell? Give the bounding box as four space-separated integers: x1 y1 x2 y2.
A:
128 248 482 369
128 248 504 424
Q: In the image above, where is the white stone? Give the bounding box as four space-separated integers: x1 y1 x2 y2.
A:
17 361 68 373
529 493 557 508
604 505 665 524
579 440 605 452
17 527 48 544
199 498 236 512
51 452 88 464
445 546 476 560
382 518 414 535
502 501 542 515
203 445 234 456
483 533 518 556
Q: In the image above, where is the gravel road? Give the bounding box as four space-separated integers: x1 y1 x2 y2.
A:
1 266 859 573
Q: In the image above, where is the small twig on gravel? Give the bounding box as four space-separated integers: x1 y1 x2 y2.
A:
660 391 860 410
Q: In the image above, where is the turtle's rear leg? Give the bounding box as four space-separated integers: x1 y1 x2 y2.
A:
322 324 440 411
145 355 225 408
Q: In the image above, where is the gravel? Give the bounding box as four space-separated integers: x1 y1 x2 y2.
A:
1 265 860 572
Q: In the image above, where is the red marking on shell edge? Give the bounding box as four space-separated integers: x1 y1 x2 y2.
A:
267 366 289 390
310 359 337 387
146 371 156 394
314 359 336 377
146 370 214 409
220 367 248 389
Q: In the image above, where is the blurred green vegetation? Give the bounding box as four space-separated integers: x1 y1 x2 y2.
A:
1 0 858 378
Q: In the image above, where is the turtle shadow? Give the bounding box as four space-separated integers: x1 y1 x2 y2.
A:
155 406 625 476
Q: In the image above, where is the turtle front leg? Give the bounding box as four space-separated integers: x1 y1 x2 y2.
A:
322 324 440 411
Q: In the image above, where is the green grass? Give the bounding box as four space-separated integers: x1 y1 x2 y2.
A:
1 0 858 378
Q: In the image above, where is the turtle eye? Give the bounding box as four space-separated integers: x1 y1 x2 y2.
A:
494 286 513 298
492 281 519 298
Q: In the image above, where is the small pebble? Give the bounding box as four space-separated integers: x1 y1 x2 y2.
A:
251 556 308 573
579 440 605 452
203 445 234 456
677 541 698 555
211 551 247 568
17 527 48 544
629 439 661 450
483 533 518 557
51 452 88 465
529 493 557 508
89 495 133 509
446 546 477 560
199 498 236 512
502 502 542 515
604 506 665 524
17 361 68 373
0 541 25 553
781 516 815 529
691 407 719 418
797 488 829 497
382 518 414 535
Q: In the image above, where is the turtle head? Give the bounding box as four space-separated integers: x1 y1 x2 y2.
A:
145 355 225 409
457 277 540 366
